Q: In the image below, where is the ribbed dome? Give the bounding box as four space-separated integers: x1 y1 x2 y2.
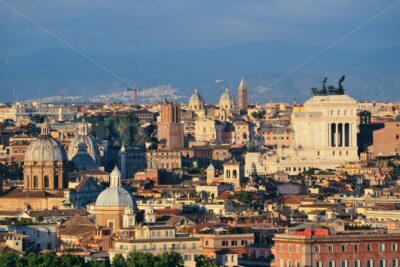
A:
68 135 99 162
24 136 67 163
220 88 235 102
95 187 137 208
71 143 97 171
189 89 204 104
67 122 100 165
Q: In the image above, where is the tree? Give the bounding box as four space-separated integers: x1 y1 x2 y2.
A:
195 255 218 267
126 252 155 267
58 254 86 267
112 254 127 267
0 252 20 267
154 252 183 267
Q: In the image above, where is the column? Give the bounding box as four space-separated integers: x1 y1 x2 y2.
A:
328 123 331 147
336 123 340 148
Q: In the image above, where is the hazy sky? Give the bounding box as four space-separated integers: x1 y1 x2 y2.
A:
0 0 399 59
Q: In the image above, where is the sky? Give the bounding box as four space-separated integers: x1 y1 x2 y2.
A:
0 0 399 60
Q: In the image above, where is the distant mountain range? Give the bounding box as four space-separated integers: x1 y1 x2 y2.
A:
0 41 399 103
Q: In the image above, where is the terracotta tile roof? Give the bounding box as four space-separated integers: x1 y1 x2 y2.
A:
0 188 64 198
0 246 23 255
58 215 95 237
218 191 232 200
154 209 180 215
28 209 89 218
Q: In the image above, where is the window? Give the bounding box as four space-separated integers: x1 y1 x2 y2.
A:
316 261 323 267
222 241 228 246
341 260 348 267
231 240 237 246
44 176 49 188
328 244 334 253
296 244 300 253
232 170 237 178
288 245 292 252
367 260 374 267
379 259 386 267
315 245 320 253
393 259 399 267
288 261 292 267
280 244 284 252
354 244 359 252
33 175 38 188
393 243 399 251
329 261 336 267
367 244 372 251
341 244 346 252
379 243 386 251
296 261 300 267
354 260 361 267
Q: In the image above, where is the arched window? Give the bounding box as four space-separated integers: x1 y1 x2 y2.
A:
44 176 49 188
233 169 237 178
54 175 59 189
33 176 38 189
226 170 231 178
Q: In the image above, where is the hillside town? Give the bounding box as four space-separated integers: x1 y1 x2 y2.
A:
0 76 399 266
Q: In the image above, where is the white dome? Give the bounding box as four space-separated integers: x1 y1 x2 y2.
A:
189 89 204 104
24 136 67 163
95 187 137 208
220 88 235 103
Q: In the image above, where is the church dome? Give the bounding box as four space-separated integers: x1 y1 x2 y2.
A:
220 88 235 103
95 187 137 208
71 142 97 171
188 89 204 111
189 89 204 104
95 166 137 208
24 123 67 163
68 121 100 165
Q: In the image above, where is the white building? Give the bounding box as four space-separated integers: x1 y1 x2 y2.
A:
253 93 359 174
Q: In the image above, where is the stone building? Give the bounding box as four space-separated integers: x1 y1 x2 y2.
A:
195 117 224 144
23 122 68 191
260 126 294 148
238 76 248 111
157 100 184 151
206 159 243 190
274 223 400 267
0 122 68 211
94 166 137 230
260 91 360 174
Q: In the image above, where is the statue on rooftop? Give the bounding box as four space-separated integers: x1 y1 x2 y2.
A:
311 75 346 96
